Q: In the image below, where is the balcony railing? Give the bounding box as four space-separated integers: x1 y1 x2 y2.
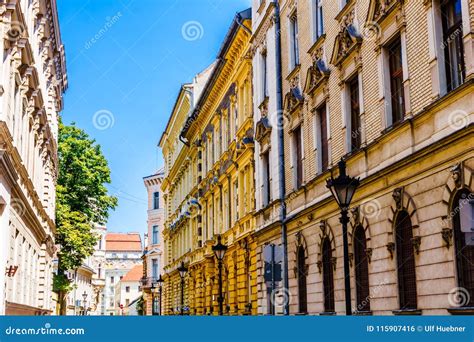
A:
140 277 158 288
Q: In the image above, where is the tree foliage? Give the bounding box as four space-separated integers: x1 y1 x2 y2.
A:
55 121 117 291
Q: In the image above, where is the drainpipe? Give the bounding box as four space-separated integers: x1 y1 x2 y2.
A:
273 0 289 316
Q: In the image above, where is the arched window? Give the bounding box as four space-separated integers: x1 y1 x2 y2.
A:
297 245 307 313
322 237 335 313
395 210 417 310
452 190 474 307
354 225 370 312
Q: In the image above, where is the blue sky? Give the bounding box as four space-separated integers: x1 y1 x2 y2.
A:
57 0 251 234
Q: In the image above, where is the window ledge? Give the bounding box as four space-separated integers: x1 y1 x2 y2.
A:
448 307 474 315
295 312 308 316
353 310 373 316
320 311 336 316
335 0 354 21
286 64 301 81
392 309 422 315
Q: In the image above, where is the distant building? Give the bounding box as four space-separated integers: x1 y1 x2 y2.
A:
65 264 94 316
65 225 106 316
141 169 165 315
103 232 142 315
114 264 143 316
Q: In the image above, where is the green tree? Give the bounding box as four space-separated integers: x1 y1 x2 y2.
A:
55 121 117 314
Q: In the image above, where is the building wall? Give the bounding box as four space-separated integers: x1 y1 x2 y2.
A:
65 267 94 316
103 251 142 315
251 0 474 315
142 170 165 315
0 0 67 315
161 11 257 316
114 280 141 316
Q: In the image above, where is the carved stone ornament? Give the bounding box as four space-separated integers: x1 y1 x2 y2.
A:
317 260 323 274
351 206 360 224
392 187 403 209
319 220 327 235
255 116 272 143
330 9 362 66
370 0 399 23
451 164 463 189
365 248 373 263
411 236 421 255
284 76 304 114
386 242 395 259
442 228 453 249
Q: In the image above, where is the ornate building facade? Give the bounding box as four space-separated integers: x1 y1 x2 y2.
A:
141 169 165 315
251 0 473 315
160 9 257 315
0 0 67 315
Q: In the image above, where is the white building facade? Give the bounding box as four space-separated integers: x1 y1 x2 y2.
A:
0 0 67 315
103 233 142 315
141 169 165 315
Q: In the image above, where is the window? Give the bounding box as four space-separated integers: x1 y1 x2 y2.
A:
452 190 474 307
293 126 303 188
348 75 361 151
125 299 130 306
126 286 130 293
441 0 465 91
395 210 417 310
387 36 405 125
297 246 307 313
354 225 370 312
152 259 159 279
289 14 300 69
153 192 160 209
322 237 335 313
262 150 271 206
234 180 239 222
261 52 268 100
152 225 159 244
110 276 114 284
313 0 324 40
316 104 329 172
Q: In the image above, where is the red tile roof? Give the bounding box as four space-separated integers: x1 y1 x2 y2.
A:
106 233 142 252
121 265 143 282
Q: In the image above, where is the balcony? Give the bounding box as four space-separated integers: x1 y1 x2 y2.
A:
140 276 158 289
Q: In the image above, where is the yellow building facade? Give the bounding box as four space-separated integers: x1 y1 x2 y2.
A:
160 9 256 315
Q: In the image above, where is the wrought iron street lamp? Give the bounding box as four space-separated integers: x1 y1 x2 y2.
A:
212 235 228 316
156 274 164 316
82 291 88 316
177 262 188 315
326 158 360 316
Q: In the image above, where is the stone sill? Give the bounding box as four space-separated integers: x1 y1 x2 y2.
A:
392 309 422 315
448 307 474 315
